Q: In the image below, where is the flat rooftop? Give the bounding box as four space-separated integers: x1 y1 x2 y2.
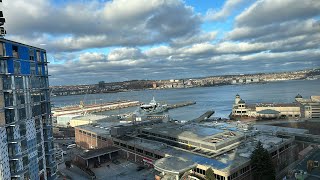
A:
253 124 309 135
76 117 127 137
154 156 197 174
120 132 292 173
78 146 120 160
141 123 242 142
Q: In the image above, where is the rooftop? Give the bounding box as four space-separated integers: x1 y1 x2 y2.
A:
78 146 120 160
154 156 197 174
141 123 241 142
121 132 292 173
254 103 299 107
253 124 309 135
257 109 280 114
75 117 127 137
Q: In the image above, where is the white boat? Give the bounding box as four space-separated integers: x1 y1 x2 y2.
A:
135 97 168 116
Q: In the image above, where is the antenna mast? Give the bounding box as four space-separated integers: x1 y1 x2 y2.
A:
0 0 6 38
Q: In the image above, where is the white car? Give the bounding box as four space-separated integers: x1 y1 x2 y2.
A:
67 144 76 149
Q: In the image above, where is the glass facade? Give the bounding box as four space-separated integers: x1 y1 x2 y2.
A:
0 39 56 180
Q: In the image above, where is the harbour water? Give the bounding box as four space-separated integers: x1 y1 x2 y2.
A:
52 79 320 120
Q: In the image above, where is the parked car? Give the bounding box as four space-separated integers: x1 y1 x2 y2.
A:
67 144 76 149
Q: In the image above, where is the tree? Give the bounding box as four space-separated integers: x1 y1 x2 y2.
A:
205 168 216 180
250 141 275 180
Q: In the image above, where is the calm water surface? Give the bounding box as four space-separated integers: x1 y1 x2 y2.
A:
52 79 320 120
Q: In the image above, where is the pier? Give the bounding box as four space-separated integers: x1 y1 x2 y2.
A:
191 110 215 123
167 101 196 110
52 100 141 117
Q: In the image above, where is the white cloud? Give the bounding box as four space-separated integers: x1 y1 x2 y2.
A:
235 0 320 27
79 52 107 63
171 31 218 47
108 48 145 61
205 0 248 21
4 0 201 52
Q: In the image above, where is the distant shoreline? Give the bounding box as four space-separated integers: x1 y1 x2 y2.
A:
50 78 318 97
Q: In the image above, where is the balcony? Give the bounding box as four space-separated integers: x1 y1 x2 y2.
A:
7 133 25 144
11 168 28 178
8 151 23 160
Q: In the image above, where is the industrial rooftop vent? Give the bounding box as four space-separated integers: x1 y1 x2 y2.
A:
0 0 6 37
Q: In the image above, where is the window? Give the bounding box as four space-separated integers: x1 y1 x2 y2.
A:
29 49 34 61
154 154 163 159
4 92 13 107
136 148 143 153
0 42 5 56
30 63 36 75
36 50 41 62
79 130 83 133
43 52 47 62
0 60 7 73
14 61 21 74
13 45 19 58
240 166 250 174
5 109 15 124
228 172 238 180
38 64 42 75
19 108 26 120
145 151 153 157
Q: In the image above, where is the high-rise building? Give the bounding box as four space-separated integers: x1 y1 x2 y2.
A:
0 38 56 179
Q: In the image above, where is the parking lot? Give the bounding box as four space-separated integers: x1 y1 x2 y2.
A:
58 157 155 180
93 159 155 180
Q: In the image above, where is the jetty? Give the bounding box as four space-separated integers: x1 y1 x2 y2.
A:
167 101 196 110
52 100 141 117
192 110 215 123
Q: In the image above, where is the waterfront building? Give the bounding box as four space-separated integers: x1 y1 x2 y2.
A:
0 38 56 179
231 94 301 120
295 95 320 119
74 117 298 180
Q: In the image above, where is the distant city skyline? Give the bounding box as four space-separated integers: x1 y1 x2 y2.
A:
3 0 320 85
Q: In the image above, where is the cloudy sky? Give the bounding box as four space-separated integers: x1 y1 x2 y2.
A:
3 0 320 85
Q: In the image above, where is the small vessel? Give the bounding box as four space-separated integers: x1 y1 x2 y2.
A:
135 97 168 116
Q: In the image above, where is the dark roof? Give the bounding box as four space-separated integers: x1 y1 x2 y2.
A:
78 146 120 160
236 94 240 97
295 94 303 98
238 99 245 104
255 103 299 107
257 109 280 115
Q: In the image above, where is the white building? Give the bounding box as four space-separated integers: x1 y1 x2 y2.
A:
231 94 301 120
